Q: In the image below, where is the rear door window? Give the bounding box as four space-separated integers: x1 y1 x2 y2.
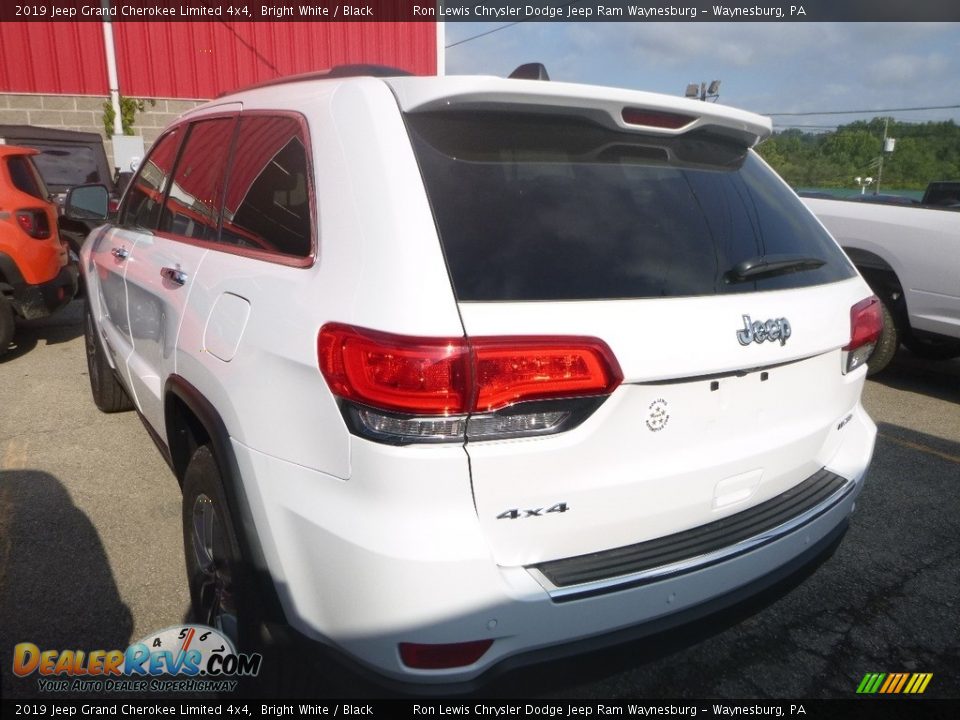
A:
406 111 855 302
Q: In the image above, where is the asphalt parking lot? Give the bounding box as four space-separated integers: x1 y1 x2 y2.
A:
1 299 958 700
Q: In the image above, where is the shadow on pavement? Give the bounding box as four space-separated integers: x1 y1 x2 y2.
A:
876 349 960 404
0 469 133 699
1 300 83 363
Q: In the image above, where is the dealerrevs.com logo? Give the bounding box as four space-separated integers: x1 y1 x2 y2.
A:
13 624 262 693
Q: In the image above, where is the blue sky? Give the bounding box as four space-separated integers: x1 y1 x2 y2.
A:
442 22 960 131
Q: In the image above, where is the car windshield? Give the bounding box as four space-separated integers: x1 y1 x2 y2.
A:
407 110 856 302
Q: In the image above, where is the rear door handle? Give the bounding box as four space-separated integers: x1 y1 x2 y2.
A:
160 267 188 286
111 247 129 260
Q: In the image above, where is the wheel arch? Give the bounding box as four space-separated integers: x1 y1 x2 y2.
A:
0 251 25 296
843 248 907 310
164 375 288 635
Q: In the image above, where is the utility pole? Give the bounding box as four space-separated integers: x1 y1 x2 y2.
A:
876 118 896 194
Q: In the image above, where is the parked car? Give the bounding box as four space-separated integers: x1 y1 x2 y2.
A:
69 66 879 686
855 193 919 207
0 146 77 356
0 125 119 258
804 197 960 373
921 180 960 209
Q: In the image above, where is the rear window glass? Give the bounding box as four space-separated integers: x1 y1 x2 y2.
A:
28 144 106 189
6 155 48 200
407 112 855 302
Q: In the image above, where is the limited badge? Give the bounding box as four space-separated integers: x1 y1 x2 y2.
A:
646 398 670 432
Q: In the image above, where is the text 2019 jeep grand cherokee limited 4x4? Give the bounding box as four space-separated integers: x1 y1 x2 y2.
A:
69 67 879 685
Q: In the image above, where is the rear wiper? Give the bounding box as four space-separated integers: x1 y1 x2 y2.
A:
724 254 825 283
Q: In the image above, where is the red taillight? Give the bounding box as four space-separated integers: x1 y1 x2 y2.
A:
399 640 493 670
15 209 51 239
317 324 622 416
472 338 621 412
842 296 883 374
108 198 120 214
318 325 471 414
621 108 696 130
844 296 883 351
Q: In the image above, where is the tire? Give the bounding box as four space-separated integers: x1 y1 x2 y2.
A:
182 445 322 696
0 293 14 358
84 300 133 412
901 332 960 361
182 445 246 649
865 294 900 376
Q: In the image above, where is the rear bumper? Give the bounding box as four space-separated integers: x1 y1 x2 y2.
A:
230 403 875 685
10 263 78 319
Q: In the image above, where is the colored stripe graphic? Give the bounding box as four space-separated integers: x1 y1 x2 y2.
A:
857 672 932 694
857 673 882 693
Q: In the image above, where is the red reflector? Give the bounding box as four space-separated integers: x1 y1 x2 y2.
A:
844 296 883 350
16 209 51 239
399 640 493 670
621 108 696 130
317 324 623 416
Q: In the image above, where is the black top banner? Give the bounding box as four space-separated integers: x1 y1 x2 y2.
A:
2 699 960 718
2 0 960 23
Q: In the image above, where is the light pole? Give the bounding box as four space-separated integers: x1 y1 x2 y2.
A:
684 80 721 102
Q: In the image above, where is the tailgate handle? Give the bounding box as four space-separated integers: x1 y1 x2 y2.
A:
160 267 188 286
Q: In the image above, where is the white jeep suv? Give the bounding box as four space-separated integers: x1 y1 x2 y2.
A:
69 66 880 685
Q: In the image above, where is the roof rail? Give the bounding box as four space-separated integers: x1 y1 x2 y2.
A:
508 63 550 81
218 65 414 97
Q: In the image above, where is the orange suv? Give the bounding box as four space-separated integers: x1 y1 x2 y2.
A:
0 145 77 356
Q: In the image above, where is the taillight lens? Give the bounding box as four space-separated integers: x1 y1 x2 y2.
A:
842 296 883 374
15 209 51 239
473 338 620 412
317 325 471 415
317 324 622 443
399 640 493 670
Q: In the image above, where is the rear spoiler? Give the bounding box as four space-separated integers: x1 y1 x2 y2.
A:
385 76 771 147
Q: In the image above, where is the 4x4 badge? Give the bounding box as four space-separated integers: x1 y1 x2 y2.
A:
737 315 791 346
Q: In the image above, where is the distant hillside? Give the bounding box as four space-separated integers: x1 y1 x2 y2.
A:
756 118 960 191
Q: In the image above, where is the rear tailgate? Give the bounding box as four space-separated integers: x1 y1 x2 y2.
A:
459 281 870 567
399 83 872 568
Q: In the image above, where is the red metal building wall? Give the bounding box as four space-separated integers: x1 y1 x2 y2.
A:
1 22 436 99
0 22 108 94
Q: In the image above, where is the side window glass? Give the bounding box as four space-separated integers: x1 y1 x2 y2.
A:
121 128 182 230
158 117 235 241
221 116 313 257
6 156 47 200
